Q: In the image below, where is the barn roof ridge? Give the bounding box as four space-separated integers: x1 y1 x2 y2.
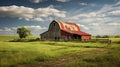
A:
40 20 91 40
51 20 91 36
54 20 75 24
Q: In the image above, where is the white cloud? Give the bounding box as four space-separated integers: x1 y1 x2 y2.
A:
67 1 120 35
0 29 2 31
79 3 87 6
0 25 46 32
56 0 70 2
0 5 34 21
109 10 120 16
30 0 70 3
115 1 120 6
79 2 96 7
69 1 120 23
33 18 44 21
0 25 47 35
77 24 89 30
35 5 66 18
89 25 120 35
0 27 13 32
0 25 47 36
108 23 120 26
30 0 42 3
23 25 46 30
89 23 100 26
0 5 66 22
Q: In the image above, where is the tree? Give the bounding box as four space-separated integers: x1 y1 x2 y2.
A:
17 27 31 39
102 35 109 38
114 35 120 38
96 35 101 38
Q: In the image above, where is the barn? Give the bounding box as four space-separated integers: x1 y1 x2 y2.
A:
40 20 91 41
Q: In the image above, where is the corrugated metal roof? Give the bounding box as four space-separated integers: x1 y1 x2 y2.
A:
55 20 91 36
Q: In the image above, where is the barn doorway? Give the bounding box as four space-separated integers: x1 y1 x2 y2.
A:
72 34 81 40
54 37 60 41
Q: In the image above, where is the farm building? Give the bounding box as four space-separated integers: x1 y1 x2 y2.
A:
40 20 91 41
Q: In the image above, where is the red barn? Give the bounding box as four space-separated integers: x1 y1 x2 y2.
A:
40 20 91 41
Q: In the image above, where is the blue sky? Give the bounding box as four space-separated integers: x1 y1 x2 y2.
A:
0 0 120 36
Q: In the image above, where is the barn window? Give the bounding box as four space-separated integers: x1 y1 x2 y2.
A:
54 23 55 26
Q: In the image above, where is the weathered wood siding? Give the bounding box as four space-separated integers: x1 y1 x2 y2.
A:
40 31 49 40
40 20 91 41
41 21 61 40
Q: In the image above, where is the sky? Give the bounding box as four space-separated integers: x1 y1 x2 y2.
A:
0 0 120 36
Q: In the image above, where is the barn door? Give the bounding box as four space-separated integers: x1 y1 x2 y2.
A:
72 34 81 40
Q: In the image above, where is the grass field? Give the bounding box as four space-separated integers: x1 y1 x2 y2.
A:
0 36 120 67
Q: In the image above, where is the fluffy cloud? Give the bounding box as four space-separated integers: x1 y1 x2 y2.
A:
56 0 70 2
0 5 66 22
0 27 13 32
109 10 120 16
77 24 89 30
0 25 46 31
79 3 88 6
108 23 120 26
0 25 47 35
30 0 70 3
23 25 46 30
0 5 34 20
115 1 120 6
67 1 120 35
69 2 120 23
30 0 42 3
79 2 96 7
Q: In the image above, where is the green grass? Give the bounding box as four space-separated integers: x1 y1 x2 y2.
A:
109 38 120 43
0 36 38 42
0 36 18 41
0 36 120 67
0 41 97 67
65 44 120 67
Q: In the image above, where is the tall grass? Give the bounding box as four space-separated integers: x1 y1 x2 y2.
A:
65 44 120 67
0 36 120 67
109 38 120 44
0 41 96 67
0 36 39 42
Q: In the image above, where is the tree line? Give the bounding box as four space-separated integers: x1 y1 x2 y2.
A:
95 35 120 38
16 27 120 39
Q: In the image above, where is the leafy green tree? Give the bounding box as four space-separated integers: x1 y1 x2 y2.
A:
17 27 31 39
96 35 101 38
102 35 109 38
114 35 120 38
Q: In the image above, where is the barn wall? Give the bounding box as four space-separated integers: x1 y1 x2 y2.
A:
40 31 49 40
61 30 72 41
81 35 91 40
47 21 61 40
40 21 61 40
40 20 91 41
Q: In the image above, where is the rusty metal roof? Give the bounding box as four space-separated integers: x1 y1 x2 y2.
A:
56 20 91 36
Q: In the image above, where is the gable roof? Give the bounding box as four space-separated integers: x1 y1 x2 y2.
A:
54 20 91 36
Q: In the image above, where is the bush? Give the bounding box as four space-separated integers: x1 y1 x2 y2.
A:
102 35 109 38
10 38 40 42
10 38 28 42
114 35 120 38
